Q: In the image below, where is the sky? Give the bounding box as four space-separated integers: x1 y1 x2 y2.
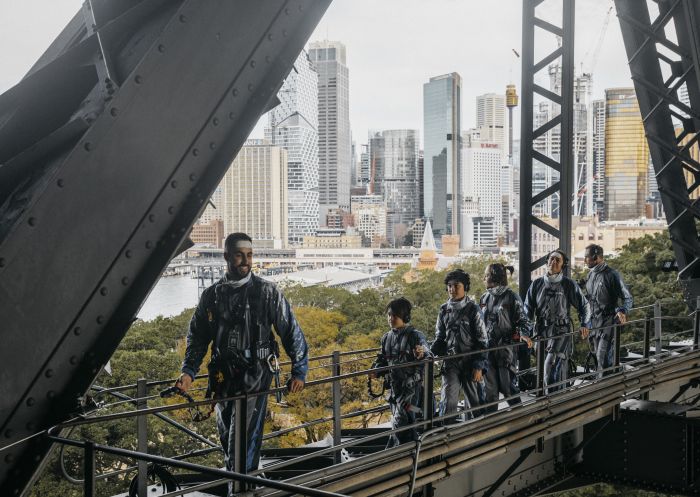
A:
0 0 634 146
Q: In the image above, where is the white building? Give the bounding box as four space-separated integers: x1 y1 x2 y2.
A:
309 40 352 224
222 139 288 249
351 194 387 247
265 50 319 245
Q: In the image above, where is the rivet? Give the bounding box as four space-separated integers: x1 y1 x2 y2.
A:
28 217 36 227
192 148 199 157
5 430 13 438
146 241 153 249
100 287 108 296
212 117 219 126
57 179 65 187
283 30 287 37
0 258 5 267
73 327 81 336
110 108 118 117
189 173 196 182
298 4 303 10
148 214 155 223
229 112 235 120
92 368 99 374
248 84 254 92
265 56 271 64
134 75 143 84
84 142 92 151
5 454 14 463
125 250 132 258
179 14 186 22
45 369 54 378
96 315 104 324
171 180 178 188
25 424 34 433
215 32 221 41
167 206 174 215
33 455 41 462
232 88 239 97
46 391 56 400
250 60 256 68
70 356 78 365
284 8 289 15
158 44 165 53
26 398 35 407
267 33 273 41
209 142 216 150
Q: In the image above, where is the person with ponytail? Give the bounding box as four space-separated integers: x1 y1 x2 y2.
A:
480 263 532 413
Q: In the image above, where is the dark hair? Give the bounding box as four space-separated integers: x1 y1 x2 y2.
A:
547 249 569 269
444 269 470 291
585 244 604 259
485 263 515 287
386 297 412 323
224 232 253 253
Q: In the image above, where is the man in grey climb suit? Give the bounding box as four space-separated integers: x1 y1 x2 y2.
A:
431 269 488 421
175 232 308 492
524 250 590 393
583 244 633 376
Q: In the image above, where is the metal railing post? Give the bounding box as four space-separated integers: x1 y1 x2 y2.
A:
233 396 248 493
422 359 434 430
332 351 342 464
654 300 662 356
694 296 700 350
643 317 651 359
136 378 148 497
536 339 546 397
84 441 95 497
612 325 621 421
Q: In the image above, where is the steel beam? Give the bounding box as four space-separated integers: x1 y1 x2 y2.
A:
615 0 700 307
519 0 575 296
0 1 331 495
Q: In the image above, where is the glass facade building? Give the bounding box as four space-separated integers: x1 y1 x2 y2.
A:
423 73 462 236
265 50 319 245
604 88 649 220
308 41 351 225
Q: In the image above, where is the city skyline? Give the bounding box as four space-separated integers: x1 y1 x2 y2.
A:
2 1 633 145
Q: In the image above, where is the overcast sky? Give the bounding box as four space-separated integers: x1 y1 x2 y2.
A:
0 0 633 146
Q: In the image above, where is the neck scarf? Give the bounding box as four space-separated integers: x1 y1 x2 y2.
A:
446 296 469 312
591 261 608 274
222 271 252 289
488 286 508 297
546 272 563 284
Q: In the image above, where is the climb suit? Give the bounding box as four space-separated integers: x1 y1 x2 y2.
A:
181 273 308 478
480 286 532 413
373 326 432 447
585 263 633 375
431 298 488 420
524 275 590 393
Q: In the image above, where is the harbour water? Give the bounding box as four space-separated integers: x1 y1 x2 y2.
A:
137 275 200 321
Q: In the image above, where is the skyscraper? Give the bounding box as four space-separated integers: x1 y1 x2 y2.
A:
308 40 351 225
604 88 649 220
476 93 507 151
592 99 606 218
423 73 462 236
265 50 319 246
222 139 288 248
368 129 420 243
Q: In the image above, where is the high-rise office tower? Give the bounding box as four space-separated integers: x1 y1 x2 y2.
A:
476 93 508 152
423 73 462 236
592 99 606 218
604 88 649 220
222 139 288 248
308 40 351 225
368 129 420 243
265 50 319 246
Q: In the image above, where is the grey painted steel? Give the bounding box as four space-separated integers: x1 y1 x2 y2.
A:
615 0 700 306
0 1 331 495
519 0 575 293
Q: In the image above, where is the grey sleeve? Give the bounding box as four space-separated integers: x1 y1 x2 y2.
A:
181 291 213 380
